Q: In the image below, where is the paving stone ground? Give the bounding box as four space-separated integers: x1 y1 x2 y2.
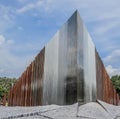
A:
0 100 120 119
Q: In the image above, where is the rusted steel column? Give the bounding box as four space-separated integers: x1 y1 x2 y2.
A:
15 82 17 106
20 74 23 106
24 67 28 106
30 62 34 106
25 65 31 106
26 67 29 106
34 56 37 106
36 52 40 105
117 94 120 105
111 82 114 104
20 77 22 106
16 81 18 106
30 63 33 106
31 61 35 106
8 88 11 106
12 87 14 106
37 53 41 105
3 94 6 106
24 71 27 106
12 85 14 106
103 69 106 103
19 78 21 105
30 63 32 106
17 80 19 105
14 84 16 106
96 50 104 101
10 88 13 106
20 75 23 106
103 68 107 102
28 64 32 106
18 77 21 106
105 73 108 103
108 74 111 104
36 48 45 105
13 83 16 106
35 57 38 106
22 72 25 106
21 74 24 106
113 89 117 105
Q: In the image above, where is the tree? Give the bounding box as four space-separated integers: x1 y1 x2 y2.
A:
0 86 7 101
111 75 120 96
0 77 16 103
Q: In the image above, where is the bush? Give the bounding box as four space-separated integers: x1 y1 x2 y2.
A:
0 77 16 102
111 75 120 96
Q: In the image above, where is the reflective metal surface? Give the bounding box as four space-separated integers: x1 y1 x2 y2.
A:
43 32 60 105
83 24 96 103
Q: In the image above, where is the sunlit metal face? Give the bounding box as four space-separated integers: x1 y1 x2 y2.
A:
43 11 96 105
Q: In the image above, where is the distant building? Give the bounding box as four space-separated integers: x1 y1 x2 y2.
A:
8 11 120 106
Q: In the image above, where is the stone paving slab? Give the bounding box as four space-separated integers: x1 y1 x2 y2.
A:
97 100 120 118
40 103 78 119
0 105 60 119
0 101 120 119
78 102 112 119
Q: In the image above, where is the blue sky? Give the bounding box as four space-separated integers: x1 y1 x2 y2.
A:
0 0 120 78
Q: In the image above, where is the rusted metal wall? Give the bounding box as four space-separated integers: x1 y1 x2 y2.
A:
96 50 120 105
8 48 45 106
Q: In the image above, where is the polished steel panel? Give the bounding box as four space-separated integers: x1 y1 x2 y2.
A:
59 13 78 104
76 12 84 105
83 24 96 103
43 11 79 105
43 32 59 105
58 23 68 105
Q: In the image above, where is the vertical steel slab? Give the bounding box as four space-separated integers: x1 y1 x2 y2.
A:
43 32 59 105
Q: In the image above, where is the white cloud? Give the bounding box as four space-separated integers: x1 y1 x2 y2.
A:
0 35 14 46
0 35 5 45
0 5 15 33
103 49 120 64
17 0 44 13
6 40 14 45
18 0 28 3
0 35 37 78
17 3 35 13
106 65 120 77
92 21 120 36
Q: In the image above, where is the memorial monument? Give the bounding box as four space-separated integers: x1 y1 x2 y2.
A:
8 11 120 106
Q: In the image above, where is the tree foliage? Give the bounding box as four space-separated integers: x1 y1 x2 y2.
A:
111 75 120 96
0 77 16 103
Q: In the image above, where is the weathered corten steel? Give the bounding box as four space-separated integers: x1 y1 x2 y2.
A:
8 11 120 106
8 48 45 106
3 94 6 106
95 50 119 105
